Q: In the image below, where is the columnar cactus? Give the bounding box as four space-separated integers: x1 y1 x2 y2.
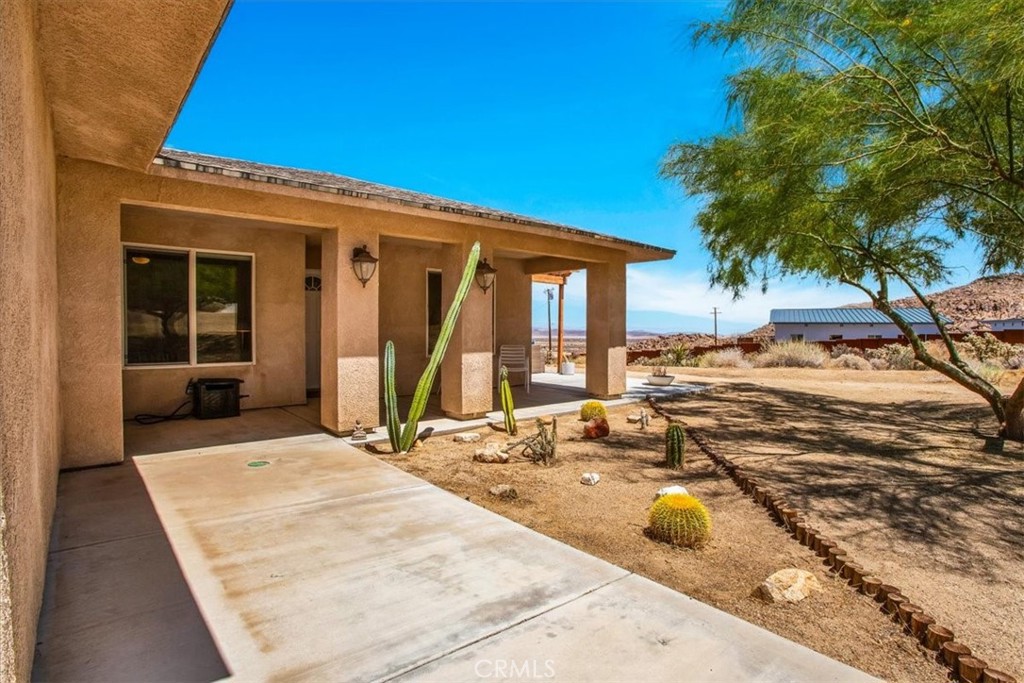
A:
648 493 711 548
665 423 685 469
499 365 517 436
383 242 481 453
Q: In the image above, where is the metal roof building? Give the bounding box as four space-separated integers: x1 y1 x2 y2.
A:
769 308 949 325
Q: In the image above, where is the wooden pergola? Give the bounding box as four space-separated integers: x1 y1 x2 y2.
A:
531 271 575 367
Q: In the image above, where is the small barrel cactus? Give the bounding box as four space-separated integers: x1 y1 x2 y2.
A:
580 400 607 421
665 423 685 469
648 493 711 548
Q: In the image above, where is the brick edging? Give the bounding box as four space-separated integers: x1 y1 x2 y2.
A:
646 397 1017 683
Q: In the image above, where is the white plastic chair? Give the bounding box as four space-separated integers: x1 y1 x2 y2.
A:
498 345 530 393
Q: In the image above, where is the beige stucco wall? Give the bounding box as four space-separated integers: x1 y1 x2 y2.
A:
56 157 642 461
493 257 533 384
378 241 445 396
120 212 306 418
0 0 61 679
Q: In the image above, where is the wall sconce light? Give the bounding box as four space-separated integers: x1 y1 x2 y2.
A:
351 245 379 288
474 258 497 293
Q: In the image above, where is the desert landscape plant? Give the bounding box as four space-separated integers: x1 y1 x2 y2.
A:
754 341 828 369
697 348 751 368
648 493 711 548
665 423 686 469
580 400 607 421
663 0 1024 438
830 353 872 371
383 242 480 453
499 365 517 436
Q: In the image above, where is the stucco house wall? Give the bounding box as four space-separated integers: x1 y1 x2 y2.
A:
774 322 941 342
0 0 61 679
493 257 534 382
120 208 306 419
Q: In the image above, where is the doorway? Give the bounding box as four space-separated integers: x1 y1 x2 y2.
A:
304 269 321 394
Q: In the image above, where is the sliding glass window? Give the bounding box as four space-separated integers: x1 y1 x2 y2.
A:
124 248 190 365
124 246 254 367
196 253 253 363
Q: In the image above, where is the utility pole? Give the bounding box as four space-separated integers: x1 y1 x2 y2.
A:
545 288 554 355
710 307 720 346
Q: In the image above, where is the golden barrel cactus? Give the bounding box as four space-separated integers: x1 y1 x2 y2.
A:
579 400 607 421
648 493 711 548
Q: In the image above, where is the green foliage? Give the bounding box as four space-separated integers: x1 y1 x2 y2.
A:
499 365 517 436
648 493 712 548
665 423 685 469
662 1 1024 438
580 400 607 421
383 242 480 453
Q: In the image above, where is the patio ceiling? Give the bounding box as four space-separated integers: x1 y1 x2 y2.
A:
35 0 232 171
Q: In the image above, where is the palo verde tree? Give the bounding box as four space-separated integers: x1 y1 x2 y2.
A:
663 0 1024 440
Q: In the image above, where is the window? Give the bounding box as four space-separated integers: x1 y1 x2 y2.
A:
426 270 442 355
124 246 254 366
829 334 844 341
790 334 804 342
867 334 882 340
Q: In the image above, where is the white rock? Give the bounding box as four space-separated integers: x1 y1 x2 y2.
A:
474 442 509 463
489 484 517 499
756 568 822 604
580 472 601 486
654 485 689 501
454 433 481 443
626 414 642 424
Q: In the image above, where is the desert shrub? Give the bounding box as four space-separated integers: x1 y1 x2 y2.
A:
697 348 752 368
866 343 916 370
1006 352 1024 370
961 333 1013 364
968 360 1007 384
664 343 693 366
647 493 711 548
829 343 864 359
869 358 889 371
579 400 607 421
829 353 872 371
753 341 828 368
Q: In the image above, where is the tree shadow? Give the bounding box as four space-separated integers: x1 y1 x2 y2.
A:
661 383 1024 580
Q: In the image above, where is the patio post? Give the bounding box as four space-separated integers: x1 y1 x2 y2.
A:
585 260 627 398
441 240 494 419
320 229 380 434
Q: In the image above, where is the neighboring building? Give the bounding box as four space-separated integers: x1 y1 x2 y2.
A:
983 317 1024 331
0 2 673 679
770 308 949 342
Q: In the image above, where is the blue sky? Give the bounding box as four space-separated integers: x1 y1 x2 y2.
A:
167 0 976 334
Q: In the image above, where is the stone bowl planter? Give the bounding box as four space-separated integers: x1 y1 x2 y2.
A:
560 361 576 375
645 374 676 386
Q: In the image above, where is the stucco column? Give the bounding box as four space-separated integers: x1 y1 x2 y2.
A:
56 168 124 467
320 229 379 434
586 260 627 398
441 241 493 419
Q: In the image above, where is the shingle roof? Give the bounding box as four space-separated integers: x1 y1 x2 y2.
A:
153 149 674 258
770 308 949 325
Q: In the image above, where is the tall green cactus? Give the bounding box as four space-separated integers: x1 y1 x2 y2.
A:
499 365 517 436
383 242 481 453
665 423 685 469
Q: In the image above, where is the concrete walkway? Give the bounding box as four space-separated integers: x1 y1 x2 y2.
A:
113 434 875 682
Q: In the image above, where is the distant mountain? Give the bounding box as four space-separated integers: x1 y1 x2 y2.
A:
626 273 1024 350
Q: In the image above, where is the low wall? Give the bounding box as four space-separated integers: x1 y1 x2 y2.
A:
626 330 1023 364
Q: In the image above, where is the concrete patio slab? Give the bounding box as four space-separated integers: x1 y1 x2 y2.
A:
126 435 876 683
398 573 862 682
